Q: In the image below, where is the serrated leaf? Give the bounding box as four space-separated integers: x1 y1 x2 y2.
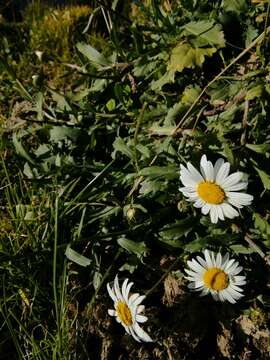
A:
182 85 201 106
76 42 111 67
112 137 134 160
183 21 225 48
168 43 217 73
65 245 91 267
150 70 175 90
222 0 248 15
12 133 35 165
254 166 270 190
139 166 178 179
117 237 148 258
253 213 270 241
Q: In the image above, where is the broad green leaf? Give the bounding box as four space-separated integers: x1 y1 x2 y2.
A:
246 143 270 155
229 244 254 254
12 133 35 165
254 167 270 190
159 218 194 248
117 237 148 258
65 245 91 267
168 43 216 73
139 166 178 179
150 70 175 90
76 42 111 67
245 25 259 47
49 126 82 142
50 90 71 111
183 21 225 48
253 213 270 240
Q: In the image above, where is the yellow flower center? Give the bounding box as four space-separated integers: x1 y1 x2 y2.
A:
116 301 133 326
197 181 225 204
203 267 229 291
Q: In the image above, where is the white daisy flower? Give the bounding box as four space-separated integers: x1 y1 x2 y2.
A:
107 275 153 342
179 154 253 223
185 249 246 304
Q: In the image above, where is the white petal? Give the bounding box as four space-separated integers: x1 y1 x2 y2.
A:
221 203 239 219
129 326 141 342
128 293 140 305
122 279 129 299
133 322 153 342
108 309 116 316
124 282 134 302
200 156 214 181
226 182 248 191
214 158 225 179
187 259 205 273
216 162 230 184
136 314 148 323
215 253 222 268
196 255 208 268
137 305 145 313
220 172 243 188
222 289 236 304
129 294 145 307
227 192 253 206
204 250 214 267
114 275 124 301
210 206 218 223
216 205 225 221
201 203 211 215
194 199 205 208
107 283 117 301
187 162 204 183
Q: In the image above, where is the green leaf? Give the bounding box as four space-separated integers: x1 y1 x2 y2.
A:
245 84 264 100
117 237 148 258
12 133 35 165
222 0 248 15
168 43 217 73
76 42 111 67
159 218 194 248
139 166 178 180
183 21 225 48
148 123 175 136
254 167 270 190
49 126 82 142
253 213 270 240
150 70 175 91
246 143 270 155
112 137 134 160
65 245 91 267
182 85 201 106
106 99 116 111
229 244 254 254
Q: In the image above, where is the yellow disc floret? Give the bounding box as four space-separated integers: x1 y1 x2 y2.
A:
203 267 229 291
116 301 133 326
197 181 225 205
